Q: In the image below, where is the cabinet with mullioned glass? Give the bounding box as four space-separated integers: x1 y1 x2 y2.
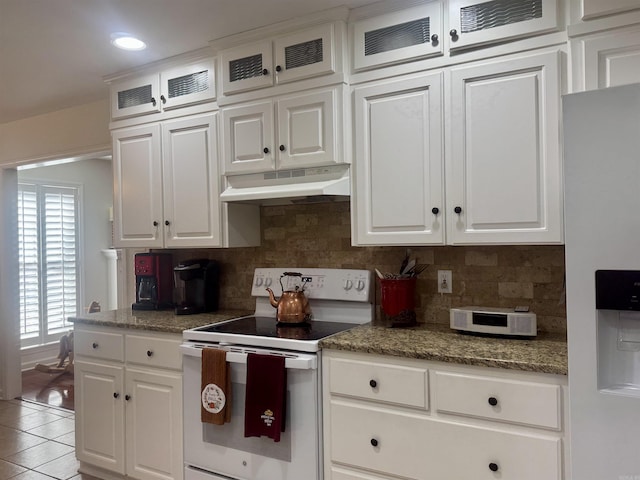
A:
220 23 337 95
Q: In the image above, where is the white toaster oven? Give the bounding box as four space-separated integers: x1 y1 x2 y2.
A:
450 306 537 337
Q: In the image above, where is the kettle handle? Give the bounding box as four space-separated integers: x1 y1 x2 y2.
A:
280 271 303 291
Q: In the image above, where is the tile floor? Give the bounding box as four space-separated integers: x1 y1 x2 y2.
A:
0 398 97 480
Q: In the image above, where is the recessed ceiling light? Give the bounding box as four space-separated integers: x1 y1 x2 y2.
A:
111 33 146 51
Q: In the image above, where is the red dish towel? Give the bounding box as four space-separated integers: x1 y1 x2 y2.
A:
201 348 231 425
244 353 287 442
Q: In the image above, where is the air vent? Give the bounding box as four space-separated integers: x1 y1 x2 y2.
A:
229 54 263 83
118 84 153 109
285 38 323 70
168 70 208 99
460 0 542 33
364 17 430 56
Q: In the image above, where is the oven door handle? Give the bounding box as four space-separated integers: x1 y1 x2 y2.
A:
180 344 317 370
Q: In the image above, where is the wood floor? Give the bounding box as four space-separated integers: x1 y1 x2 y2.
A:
21 370 74 411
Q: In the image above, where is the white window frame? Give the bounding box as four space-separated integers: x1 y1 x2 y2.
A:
18 181 84 348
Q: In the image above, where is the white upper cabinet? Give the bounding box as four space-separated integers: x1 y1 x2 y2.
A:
222 86 344 174
352 3 444 71
221 23 337 95
446 49 563 244
573 26 640 91
448 0 560 50
580 0 640 20
352 73 444 245
110 58 216 120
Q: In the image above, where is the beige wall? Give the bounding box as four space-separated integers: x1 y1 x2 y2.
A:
0 99 111 166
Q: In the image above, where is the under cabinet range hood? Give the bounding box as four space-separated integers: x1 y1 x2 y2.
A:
220 164 350 205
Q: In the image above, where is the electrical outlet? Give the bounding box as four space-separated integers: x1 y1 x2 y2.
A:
438 270 452 294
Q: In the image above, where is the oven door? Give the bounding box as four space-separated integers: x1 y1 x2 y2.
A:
181 343 321 480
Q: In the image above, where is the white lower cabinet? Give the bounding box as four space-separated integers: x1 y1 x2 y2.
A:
75 326 183 480
323 350 568 480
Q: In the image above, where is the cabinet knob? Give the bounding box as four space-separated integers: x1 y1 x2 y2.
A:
125 394 131 401
454 206 462 214
279 145 286 152
488 396 498 406
489 462 499 472
262 68 269 75
165 220 170 226
275 65 282 72
369 379 377 388
113 392 120 399
160 95 166 104
92 342 98 349
432 207 439 215
147 350 153 357
263 147 270 154
450 29 458 39
370 438 379 447
431 33 439 43
151 97 157 106
153 221 159 227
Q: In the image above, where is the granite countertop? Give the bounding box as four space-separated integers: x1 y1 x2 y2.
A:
319 323 568 375
69 308 253 334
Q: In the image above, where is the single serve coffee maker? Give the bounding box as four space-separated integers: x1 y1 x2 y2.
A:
174 259 219 315
132 252 173 310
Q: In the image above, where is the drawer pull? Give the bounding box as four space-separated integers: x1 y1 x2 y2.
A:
146 350 153 357
489 462 499 472
92 342 99 349
370 438 379 447
369 379 377 388
488 396 499 406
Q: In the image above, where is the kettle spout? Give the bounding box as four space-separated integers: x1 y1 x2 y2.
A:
265 288 279 308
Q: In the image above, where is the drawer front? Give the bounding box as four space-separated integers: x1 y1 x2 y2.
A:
125 334 182 370
328 357 428 409
330 401 430 479
74 329 124 362
330 401 561 480
435 371 561 430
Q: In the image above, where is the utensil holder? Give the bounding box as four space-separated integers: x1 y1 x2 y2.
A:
379 277 417 327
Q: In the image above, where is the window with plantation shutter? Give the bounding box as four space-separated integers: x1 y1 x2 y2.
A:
18 183 80 347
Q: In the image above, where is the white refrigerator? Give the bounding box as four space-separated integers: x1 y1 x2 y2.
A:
564 82 640 480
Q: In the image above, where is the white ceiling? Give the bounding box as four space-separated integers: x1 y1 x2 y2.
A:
0 0 377 125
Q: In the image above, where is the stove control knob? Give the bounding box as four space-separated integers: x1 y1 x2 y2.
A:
264 277 273 287
255 277 263 287
356 280 366 291
344 279 353 290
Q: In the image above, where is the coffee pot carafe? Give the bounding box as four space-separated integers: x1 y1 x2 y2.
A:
132 253 173 310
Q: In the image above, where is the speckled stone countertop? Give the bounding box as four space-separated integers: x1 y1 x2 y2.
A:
319 323 568 375
69 308 253 334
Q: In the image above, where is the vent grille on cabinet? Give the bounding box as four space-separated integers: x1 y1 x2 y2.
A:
117 85 153 109
229 54 264 83
168 70 209 99
285 38 324 70
460 0 542 33
364 17 431 56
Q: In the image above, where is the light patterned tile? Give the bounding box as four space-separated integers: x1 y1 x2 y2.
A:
11 470 61 480
26 417 75 440
0 458 27 478
0 410 62 431
53 432 75 448
0 427 48 458
33 451 79 480
4 440 74 469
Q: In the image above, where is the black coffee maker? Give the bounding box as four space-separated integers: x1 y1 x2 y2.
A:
173 259 219 315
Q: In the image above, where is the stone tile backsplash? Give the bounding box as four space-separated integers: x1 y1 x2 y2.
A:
161 201 566 334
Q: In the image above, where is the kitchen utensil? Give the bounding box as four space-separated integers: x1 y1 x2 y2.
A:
399 249 411 274
266 272 312 324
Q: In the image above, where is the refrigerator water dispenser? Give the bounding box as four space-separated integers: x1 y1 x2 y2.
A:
596 270 640 395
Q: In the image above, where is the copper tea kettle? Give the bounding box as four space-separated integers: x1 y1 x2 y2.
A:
266 272 312 324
